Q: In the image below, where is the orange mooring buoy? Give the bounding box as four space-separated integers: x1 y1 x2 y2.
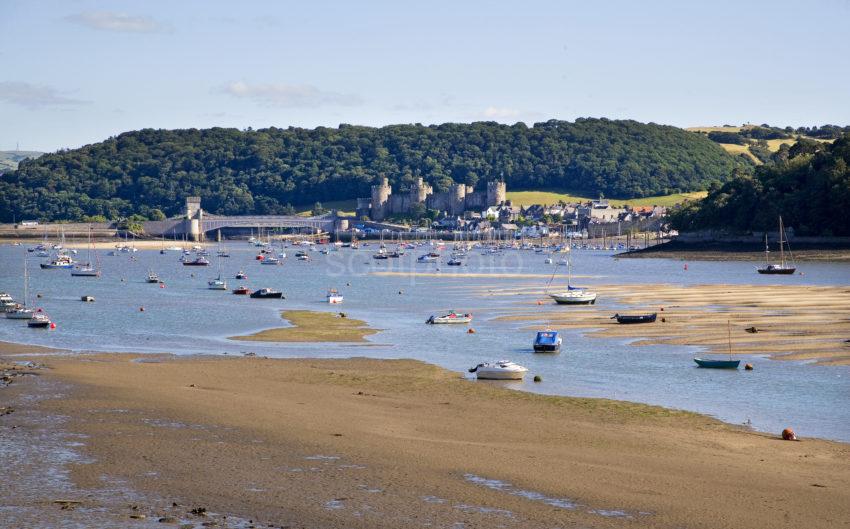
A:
467 328 476 334
744 363 754 370
782 428 797 441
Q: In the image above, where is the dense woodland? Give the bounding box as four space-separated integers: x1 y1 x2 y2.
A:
0 119 741 222
669 136 850 236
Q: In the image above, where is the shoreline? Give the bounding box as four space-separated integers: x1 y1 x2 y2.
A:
2 345 848 528
620 240 850 261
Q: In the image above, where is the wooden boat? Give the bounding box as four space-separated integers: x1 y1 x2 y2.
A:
757 216 796 275
612 313 657 324
694 320 741 369
232 286 250 295
533 330 561 352
250 288 283 299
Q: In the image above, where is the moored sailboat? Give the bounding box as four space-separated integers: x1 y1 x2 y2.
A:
757 216 796 275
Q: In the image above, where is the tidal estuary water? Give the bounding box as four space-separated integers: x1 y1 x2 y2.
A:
1 242 849 442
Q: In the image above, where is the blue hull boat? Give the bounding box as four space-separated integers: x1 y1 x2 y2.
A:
694 358 740 369
533 330 561 352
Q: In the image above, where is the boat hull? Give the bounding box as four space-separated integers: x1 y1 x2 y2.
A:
71 269 100 277
694 358 741 369
250 292 283 299
475 369 527 380
6 310 34 319
757 268 796 275
614 313 657 324
533 344 560 353
40 264 74 269
550 293 597 305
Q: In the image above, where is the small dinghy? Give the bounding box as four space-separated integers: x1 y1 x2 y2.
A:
426 311 472 324
468 360 528 380
533 330 562 352
694 358 741 369
612 313 657 324
695 320 741 369
235 271 248 279
232 286 250 295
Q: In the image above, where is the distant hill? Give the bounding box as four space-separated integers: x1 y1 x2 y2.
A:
0 150 44 173
0 119 743 222
687 124 840 165
669 135 850 236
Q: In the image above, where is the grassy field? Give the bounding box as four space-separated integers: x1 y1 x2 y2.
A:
294 199 357 217
717 143 762 164
505 190 707 207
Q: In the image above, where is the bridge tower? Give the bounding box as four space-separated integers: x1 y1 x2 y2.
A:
185 196 203 241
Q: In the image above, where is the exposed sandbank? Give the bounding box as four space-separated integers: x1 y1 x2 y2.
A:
230 310 378 342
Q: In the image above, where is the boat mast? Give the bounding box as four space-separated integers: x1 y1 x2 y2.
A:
728 320 733 360
778 216 786 267
23 254 28 309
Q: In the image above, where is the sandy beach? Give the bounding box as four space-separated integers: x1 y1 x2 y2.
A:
491 283 850 365
2 342 849 529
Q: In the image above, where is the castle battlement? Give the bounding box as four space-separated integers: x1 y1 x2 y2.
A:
358 178 506 221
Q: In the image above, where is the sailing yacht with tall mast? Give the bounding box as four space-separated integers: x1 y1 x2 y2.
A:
757 216 796 275
548 238 597 305
71 227 102 277
6 256 35 319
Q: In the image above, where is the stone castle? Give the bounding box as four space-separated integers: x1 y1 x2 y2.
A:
357 178 506 221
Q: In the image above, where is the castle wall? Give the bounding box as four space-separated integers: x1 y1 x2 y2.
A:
368 179 505 220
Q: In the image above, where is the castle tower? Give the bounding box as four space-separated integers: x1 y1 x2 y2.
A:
370 178 392 221
449 183 467 216
409 177 432 204
487 181 507 206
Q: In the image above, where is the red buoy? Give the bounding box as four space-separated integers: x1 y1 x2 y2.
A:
684 263 688 271
49 323 56 329
159 283 165 288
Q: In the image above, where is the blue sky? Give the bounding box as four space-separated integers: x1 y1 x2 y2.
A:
2 0 849 152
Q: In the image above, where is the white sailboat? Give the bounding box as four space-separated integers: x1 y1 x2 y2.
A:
71 226 101 277
7 256 35 319
548 239 597 305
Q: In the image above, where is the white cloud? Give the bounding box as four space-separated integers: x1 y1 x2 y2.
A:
480 106 521 119
221 81 362 108
0 81 89 109
65 12 171 33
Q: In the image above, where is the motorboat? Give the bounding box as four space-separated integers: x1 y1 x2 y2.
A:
297 254 310 261
373 251 389 260
533 330 562 352
182 256 210 266
232 286 250 295
40 254 74 269
250 288 283 299
611 313 657 324
146 270 160 283
27 312 51 328
426 311 472 324
261 256 281 265
468 360 528 380
235 271 248 279
0 292 13 304
417 254 438 263
447 257 463 266
549 288 597 305
327 288 344 304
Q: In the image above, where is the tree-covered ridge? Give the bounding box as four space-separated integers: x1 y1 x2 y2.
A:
0 118 741 222
669 136 850 236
